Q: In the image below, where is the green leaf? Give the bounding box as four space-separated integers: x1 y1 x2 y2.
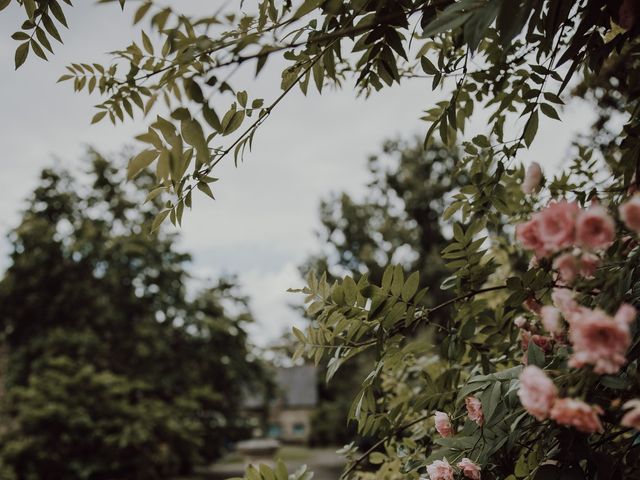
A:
527 340 545 368
49 0 68 28
482 381 502 423
150 209 170 232
423 2 475 38
11 31 30 41
43 15 62 42
420 56 439 75
293 0 319 19
221 107 245 136
91 111 108 124
401 271 420 301
540 103 560 120
181 118 208 164
515 454 529 478
134 1 152 24
35 27 53 52
196 181 215 199
30 39 47 60
523 110 538 147
127 149 158 179
141 30 154 55
14 42 29 69
23 0 36 18
543 92 564 104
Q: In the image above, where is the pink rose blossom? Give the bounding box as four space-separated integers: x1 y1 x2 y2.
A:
579 252 600 278
516 216 547 258
541 306 562 336
518 366 558 420
615 303 637 325
621 399 640 430
457 458 481 480
522 162 543 194
434 411 453 438
568 307 631 374
553 253 579 284
426 458 455 480
465 396 484 426
620 195 640 232
575 205 615 251
514 316 528 329
552 288 579 316
550 398 604 433
521 331 553 353
538 201 580 252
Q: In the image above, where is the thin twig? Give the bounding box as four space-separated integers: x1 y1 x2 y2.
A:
341 413 432 479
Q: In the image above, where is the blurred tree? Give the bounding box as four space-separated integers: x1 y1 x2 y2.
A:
0 152 266 480
304 138 463 313
301 139 463 446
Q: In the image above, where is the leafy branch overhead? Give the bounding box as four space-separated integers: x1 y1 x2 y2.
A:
5 0 638 230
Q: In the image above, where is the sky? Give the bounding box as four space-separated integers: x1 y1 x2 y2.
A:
0 1 598 345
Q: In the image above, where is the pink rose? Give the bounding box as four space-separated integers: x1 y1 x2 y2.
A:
434 411 454 438
538 201 579 252
575 205 615 251
516 216 547 258
518 366 558 421
553 253 578 284
540 306 562 336
521 331 553 353
620 195 640 232
426 458 455 480
550 398 604 433
621 399 640 430
522 162 543 194
457 458 481 480
514 316 528 329
579 252 600 278
465 396 484 426
568 307 631 374
552 288 579 316
615 303 637 325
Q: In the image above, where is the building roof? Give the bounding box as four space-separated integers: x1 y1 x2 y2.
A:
275 365 317 408
243 365 318 409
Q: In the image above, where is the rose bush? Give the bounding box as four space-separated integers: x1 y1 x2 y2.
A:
272 156 640 479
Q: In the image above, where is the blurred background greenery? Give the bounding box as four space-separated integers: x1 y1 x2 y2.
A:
0 138 461 479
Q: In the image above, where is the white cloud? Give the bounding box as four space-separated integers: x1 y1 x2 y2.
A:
239 262 306 346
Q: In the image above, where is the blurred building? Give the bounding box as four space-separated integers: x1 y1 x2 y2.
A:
244 365 317 444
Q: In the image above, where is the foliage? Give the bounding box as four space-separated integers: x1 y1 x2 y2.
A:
304 138 465 310
4 0 637 231
302 138 463 446
0 153 265 479
5 0 640 479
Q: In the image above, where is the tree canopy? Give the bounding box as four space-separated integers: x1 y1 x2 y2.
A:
0 153 266 479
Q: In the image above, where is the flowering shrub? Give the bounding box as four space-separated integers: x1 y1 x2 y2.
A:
268 159 640 479
218 139 640 480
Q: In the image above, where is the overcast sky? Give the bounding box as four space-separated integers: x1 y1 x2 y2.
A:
0 1 598 345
